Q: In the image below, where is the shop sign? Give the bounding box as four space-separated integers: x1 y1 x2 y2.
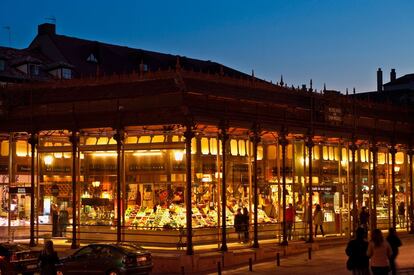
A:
307 186 336 192
45 166 71 172
9 187 33 194
325 106 342 125
17 165 31 172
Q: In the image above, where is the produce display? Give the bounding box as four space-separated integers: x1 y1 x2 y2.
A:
124 204 277 230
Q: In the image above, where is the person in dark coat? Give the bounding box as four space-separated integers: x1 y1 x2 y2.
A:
234 208 244 242
38 240 60 275
345 227 370 275
242 207 249 242
51 204 59 237
386 227 402 275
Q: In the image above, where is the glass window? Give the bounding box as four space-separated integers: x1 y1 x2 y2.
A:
396 152 404 164
378 152 386 165
126 136 138 144
210 138 218 155
238 140 246 156
267 145 276 160
191 138 197 154
322 146 328 160
201 138 209 155
97 137 109 145
62 68 72 79
230 139 238 156
29 64 40 76
138 136 151 143
152 135 164 143
87 54 98 63
257 145 263 160
16 140 28 157
0 59 5 71
1 140 9 156
85 137 97 145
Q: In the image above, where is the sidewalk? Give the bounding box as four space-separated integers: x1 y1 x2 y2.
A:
204 234 414 275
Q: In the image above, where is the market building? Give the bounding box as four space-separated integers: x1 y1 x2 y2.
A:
0 24 413 255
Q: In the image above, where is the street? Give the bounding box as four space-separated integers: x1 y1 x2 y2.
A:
207 236 414 275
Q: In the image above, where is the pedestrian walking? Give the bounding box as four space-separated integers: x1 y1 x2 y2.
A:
234 208 244 242
386 227 402 275
286 203 295 240
398 202 405 228
38 240 60 275
359 206 370 237
367 228 392 275
51 204 59 237
345 227 370 275
242 207 249 242
313 204 324 237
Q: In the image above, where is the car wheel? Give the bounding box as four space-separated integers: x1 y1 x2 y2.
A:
107 269 120 275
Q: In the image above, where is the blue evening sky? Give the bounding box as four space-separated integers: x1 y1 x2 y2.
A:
1 0 413 93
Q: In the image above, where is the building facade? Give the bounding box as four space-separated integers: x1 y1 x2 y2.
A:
0 24 413 255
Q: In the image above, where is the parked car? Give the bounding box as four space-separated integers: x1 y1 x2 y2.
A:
57 243 152 275
0 242 40 275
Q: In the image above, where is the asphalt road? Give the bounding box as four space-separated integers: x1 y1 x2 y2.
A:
207 236 414 275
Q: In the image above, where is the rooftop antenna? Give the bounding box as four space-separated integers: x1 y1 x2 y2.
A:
45 16 56 24
3 26 11 47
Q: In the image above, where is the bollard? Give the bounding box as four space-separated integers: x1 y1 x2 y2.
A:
276 252 280 266
308 247 312 260
249 258 253 272
181 266 185 275
217 261 222 275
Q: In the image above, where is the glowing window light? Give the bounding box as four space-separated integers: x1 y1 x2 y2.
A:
108 138 116 144
257 145 263 160
329 146 334 161
174 150 184 161
210 138 218 155
85 138 97 145
132 150 162 157
334 147 340 161
1 140 9 156
396 152 404 164
172 135 181 142
191 138 197 154
230 139 238 156
201 138 210 155
54 152 63 158
92 151 118 157
360 149 366 163
63 152 71 159
16 140 28 157
267 145 276 160
238 140 246 156
97 137 109 145
152 135 165 143
126 136 138 144
287 144 293 159
44 155 54 165
322 146 329 160
313 146 320 160
378 153 386 165
138 136 151 143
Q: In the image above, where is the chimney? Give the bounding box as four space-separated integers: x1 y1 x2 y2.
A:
390 69 396 82
38 23 56 36
377 68 383 92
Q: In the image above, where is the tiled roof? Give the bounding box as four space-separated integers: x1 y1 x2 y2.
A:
29 24 251 79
